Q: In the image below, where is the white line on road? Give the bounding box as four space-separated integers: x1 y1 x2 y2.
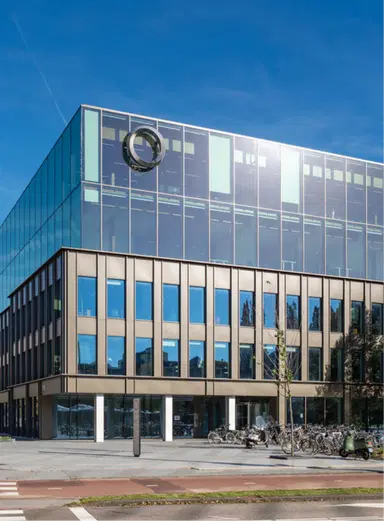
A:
69 506 98 521
0 488 17 491
0 484 16 486
0 511 23 515
0 492 19 496
208 516 240 520
334 503 384 508
0 518 25 521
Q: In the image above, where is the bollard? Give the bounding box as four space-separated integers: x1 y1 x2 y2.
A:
133 397 141 457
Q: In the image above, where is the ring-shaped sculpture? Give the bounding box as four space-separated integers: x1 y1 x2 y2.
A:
123 126 165 173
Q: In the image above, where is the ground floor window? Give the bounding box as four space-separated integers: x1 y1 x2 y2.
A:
236 397 277 429
54 395 95 439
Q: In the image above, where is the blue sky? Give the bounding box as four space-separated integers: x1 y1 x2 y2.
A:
0 0 382 222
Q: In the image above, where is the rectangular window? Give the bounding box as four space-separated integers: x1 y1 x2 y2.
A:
287 346 301 381
209 134 232 199
189 287 205 324
308 347 323 381
258 210 281 269
78 277 96 317
82 185 101 250
131 191 156 256
184 198 209 262
263 344 278 380
347 223 366 279
135 282 153 320
239 291 254 326
264 293 278 328
189 340 205 378
282 213 303 272
367 226 383 281
304 217 325 275
308 297 322 331
330 299 343 332
372 303 383 335
163 284 180 322
163 339 180 377
210 202 233 264
215 342 230 378
235 206 257 267
215 289 230 325
330 348 343 381
102 188 129 253
326 220 345 277
84 109 100 182
107 336 125 375
286 295 300 330
240 344 255 379
281 146 301 212
351 301 364 333
77 334 97 374
107 279 125 319
158 195 183 259
135 337 153 376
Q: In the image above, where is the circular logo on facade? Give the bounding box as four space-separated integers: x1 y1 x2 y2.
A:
123 126 165 173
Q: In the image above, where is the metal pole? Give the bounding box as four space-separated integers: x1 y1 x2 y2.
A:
133 397 141 457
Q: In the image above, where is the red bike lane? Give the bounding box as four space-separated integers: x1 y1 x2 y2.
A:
13 472 383 499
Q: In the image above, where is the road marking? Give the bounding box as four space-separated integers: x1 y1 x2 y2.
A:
147 484 158 487
0 488 17 492
0 493 18 497
69 506 98 521
0 512 25 521
243 481 256 485
47 487 63 490
0 518 25 521
335 503 384 508
208 516 239 520
329 517 384 520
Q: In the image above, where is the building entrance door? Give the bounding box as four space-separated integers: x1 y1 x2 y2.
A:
236 399 274 429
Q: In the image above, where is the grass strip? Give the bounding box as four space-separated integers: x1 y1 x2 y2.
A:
71 487 383 506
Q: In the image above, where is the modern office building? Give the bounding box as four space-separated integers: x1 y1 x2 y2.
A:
0 105 383 440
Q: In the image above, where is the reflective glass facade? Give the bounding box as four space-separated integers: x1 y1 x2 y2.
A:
0 105 383 312
0 110 82 311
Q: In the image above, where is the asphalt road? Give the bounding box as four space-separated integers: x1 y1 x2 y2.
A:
1 499 383 520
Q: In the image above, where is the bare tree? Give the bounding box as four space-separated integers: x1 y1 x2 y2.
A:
262 327 302 457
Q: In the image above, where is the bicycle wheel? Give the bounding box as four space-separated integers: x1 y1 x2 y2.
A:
225 432 236 444
323 439 334 456
281 439 293 455
208 432 221 444
301 438 315 455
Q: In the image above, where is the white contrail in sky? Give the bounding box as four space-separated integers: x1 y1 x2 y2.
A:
11 14 68 126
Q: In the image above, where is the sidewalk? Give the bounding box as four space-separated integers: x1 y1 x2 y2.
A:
0 439 382 481
14 472 384 499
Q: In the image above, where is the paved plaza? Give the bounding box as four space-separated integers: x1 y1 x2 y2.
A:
1 439 382 481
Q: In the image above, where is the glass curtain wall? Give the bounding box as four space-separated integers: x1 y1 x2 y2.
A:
0 109 81 311
1 108 383 314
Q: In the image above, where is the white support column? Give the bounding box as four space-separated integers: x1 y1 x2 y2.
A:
94 394 104 443
163 395 173 442
225 397 236 431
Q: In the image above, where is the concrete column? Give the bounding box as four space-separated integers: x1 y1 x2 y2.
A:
225 396 236 430
94 394 104 443
163 395 173 441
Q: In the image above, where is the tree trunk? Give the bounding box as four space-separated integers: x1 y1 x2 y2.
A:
289 394 294 458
